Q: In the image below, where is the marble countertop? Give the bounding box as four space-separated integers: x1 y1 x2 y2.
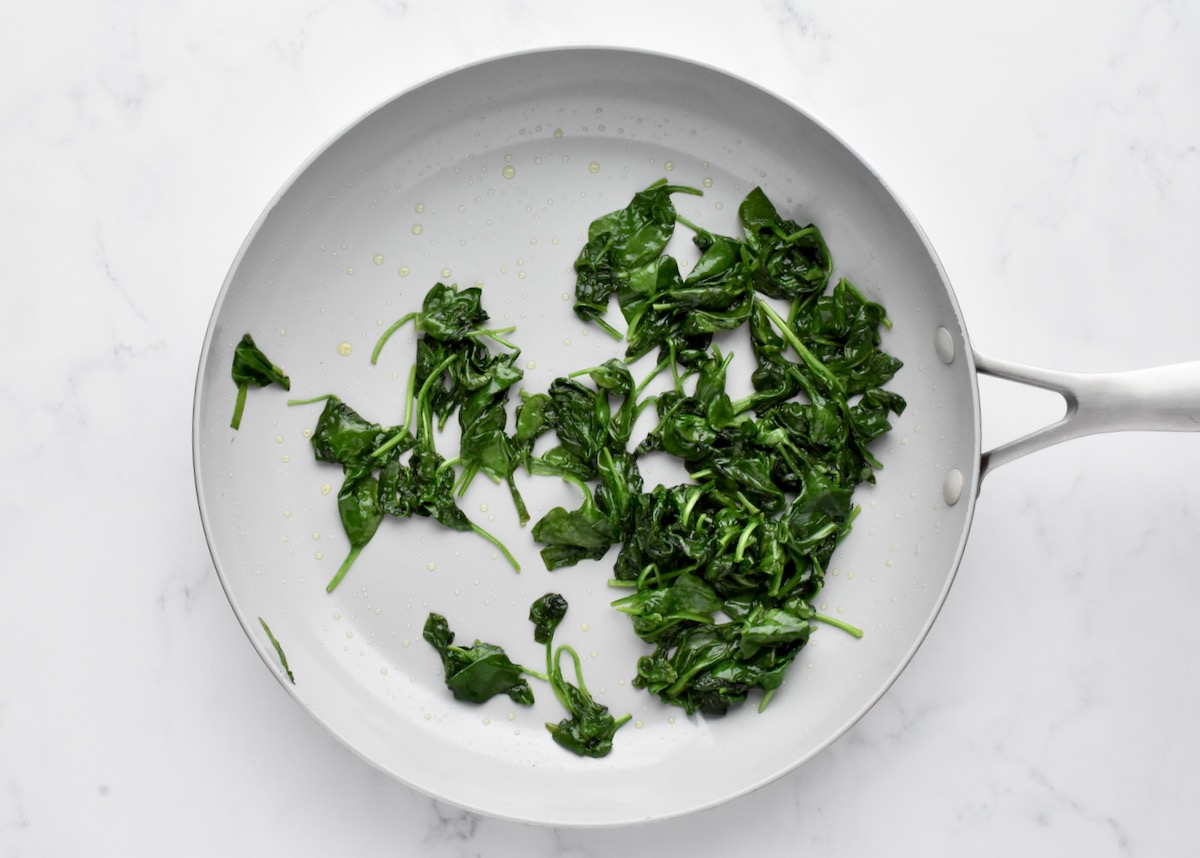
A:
4 1 1200 855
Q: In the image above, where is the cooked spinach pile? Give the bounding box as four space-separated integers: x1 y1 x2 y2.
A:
289 282 523 592
252 178 904 740
522 180 906 716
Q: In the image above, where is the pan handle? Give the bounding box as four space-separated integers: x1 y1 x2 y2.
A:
973 351 1200 482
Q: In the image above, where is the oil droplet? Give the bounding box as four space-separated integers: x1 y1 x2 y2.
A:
415 202 425 213
440 267 451 278
427 562 436 571
563 338 571 346
702 176 713 188
411 224 423 235
847 571 856 580
837 606 846 614
664 160 674 171
588 161 601 174
346 631 353 639
482 717 491 726
424 713 432 721
525 360 536 370
314 551 323 560
312 531 320 540
280 454 290 463
345 266 355 275
886 558 895 568
479 503 489 513
553 128 564 138
274 434 284 444
337 341 353 356
398 266 410 277
321 483 332 496
372 253 385 266
402 639 410 647
590 650 598 659
635 720 645 729
580 623 590 632
667 717 676 725
332 612 341 621
302 428 312 438
380 667 388 676
502 165 516 179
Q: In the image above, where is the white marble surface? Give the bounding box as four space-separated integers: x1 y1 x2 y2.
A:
4 0 1200 854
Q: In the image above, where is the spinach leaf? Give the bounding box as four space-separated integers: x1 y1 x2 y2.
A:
325 464 384 593
257 616 295 684
529 594 630 758
573 180 703 339
230 334 290 430
423 613 534 705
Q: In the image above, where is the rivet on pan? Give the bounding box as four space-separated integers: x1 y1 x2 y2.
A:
943 469 964 506
934 326 955 364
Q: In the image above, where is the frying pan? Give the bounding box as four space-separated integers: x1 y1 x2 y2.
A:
192 48 1200 826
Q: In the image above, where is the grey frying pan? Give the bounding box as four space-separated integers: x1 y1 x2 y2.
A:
192 48 1200 826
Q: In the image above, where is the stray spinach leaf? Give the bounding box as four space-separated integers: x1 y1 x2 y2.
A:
230 334 290 430
529 594 630 757
423 613 534 705
257 616 295 684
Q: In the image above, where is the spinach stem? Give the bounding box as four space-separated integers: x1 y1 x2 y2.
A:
590 315 624 340
812 612 864 639
471 522 520 572
230 384 248 429
754 299 842 394
286 393 334 406
326 545 364 593
401 364 417 433
371 312 417 364
467 326 521 352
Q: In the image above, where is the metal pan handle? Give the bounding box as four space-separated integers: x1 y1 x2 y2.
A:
974 351 1200 482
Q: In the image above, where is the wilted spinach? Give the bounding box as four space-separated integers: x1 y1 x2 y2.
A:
289 282 522 594
529 593 630 757
526 181 905 715
423 612 534 705
230 334 291 430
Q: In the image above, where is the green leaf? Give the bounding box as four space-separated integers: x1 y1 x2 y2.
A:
230 334 290 429
422 613 534 705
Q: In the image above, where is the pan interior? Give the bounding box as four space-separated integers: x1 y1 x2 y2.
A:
194 49 980 825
